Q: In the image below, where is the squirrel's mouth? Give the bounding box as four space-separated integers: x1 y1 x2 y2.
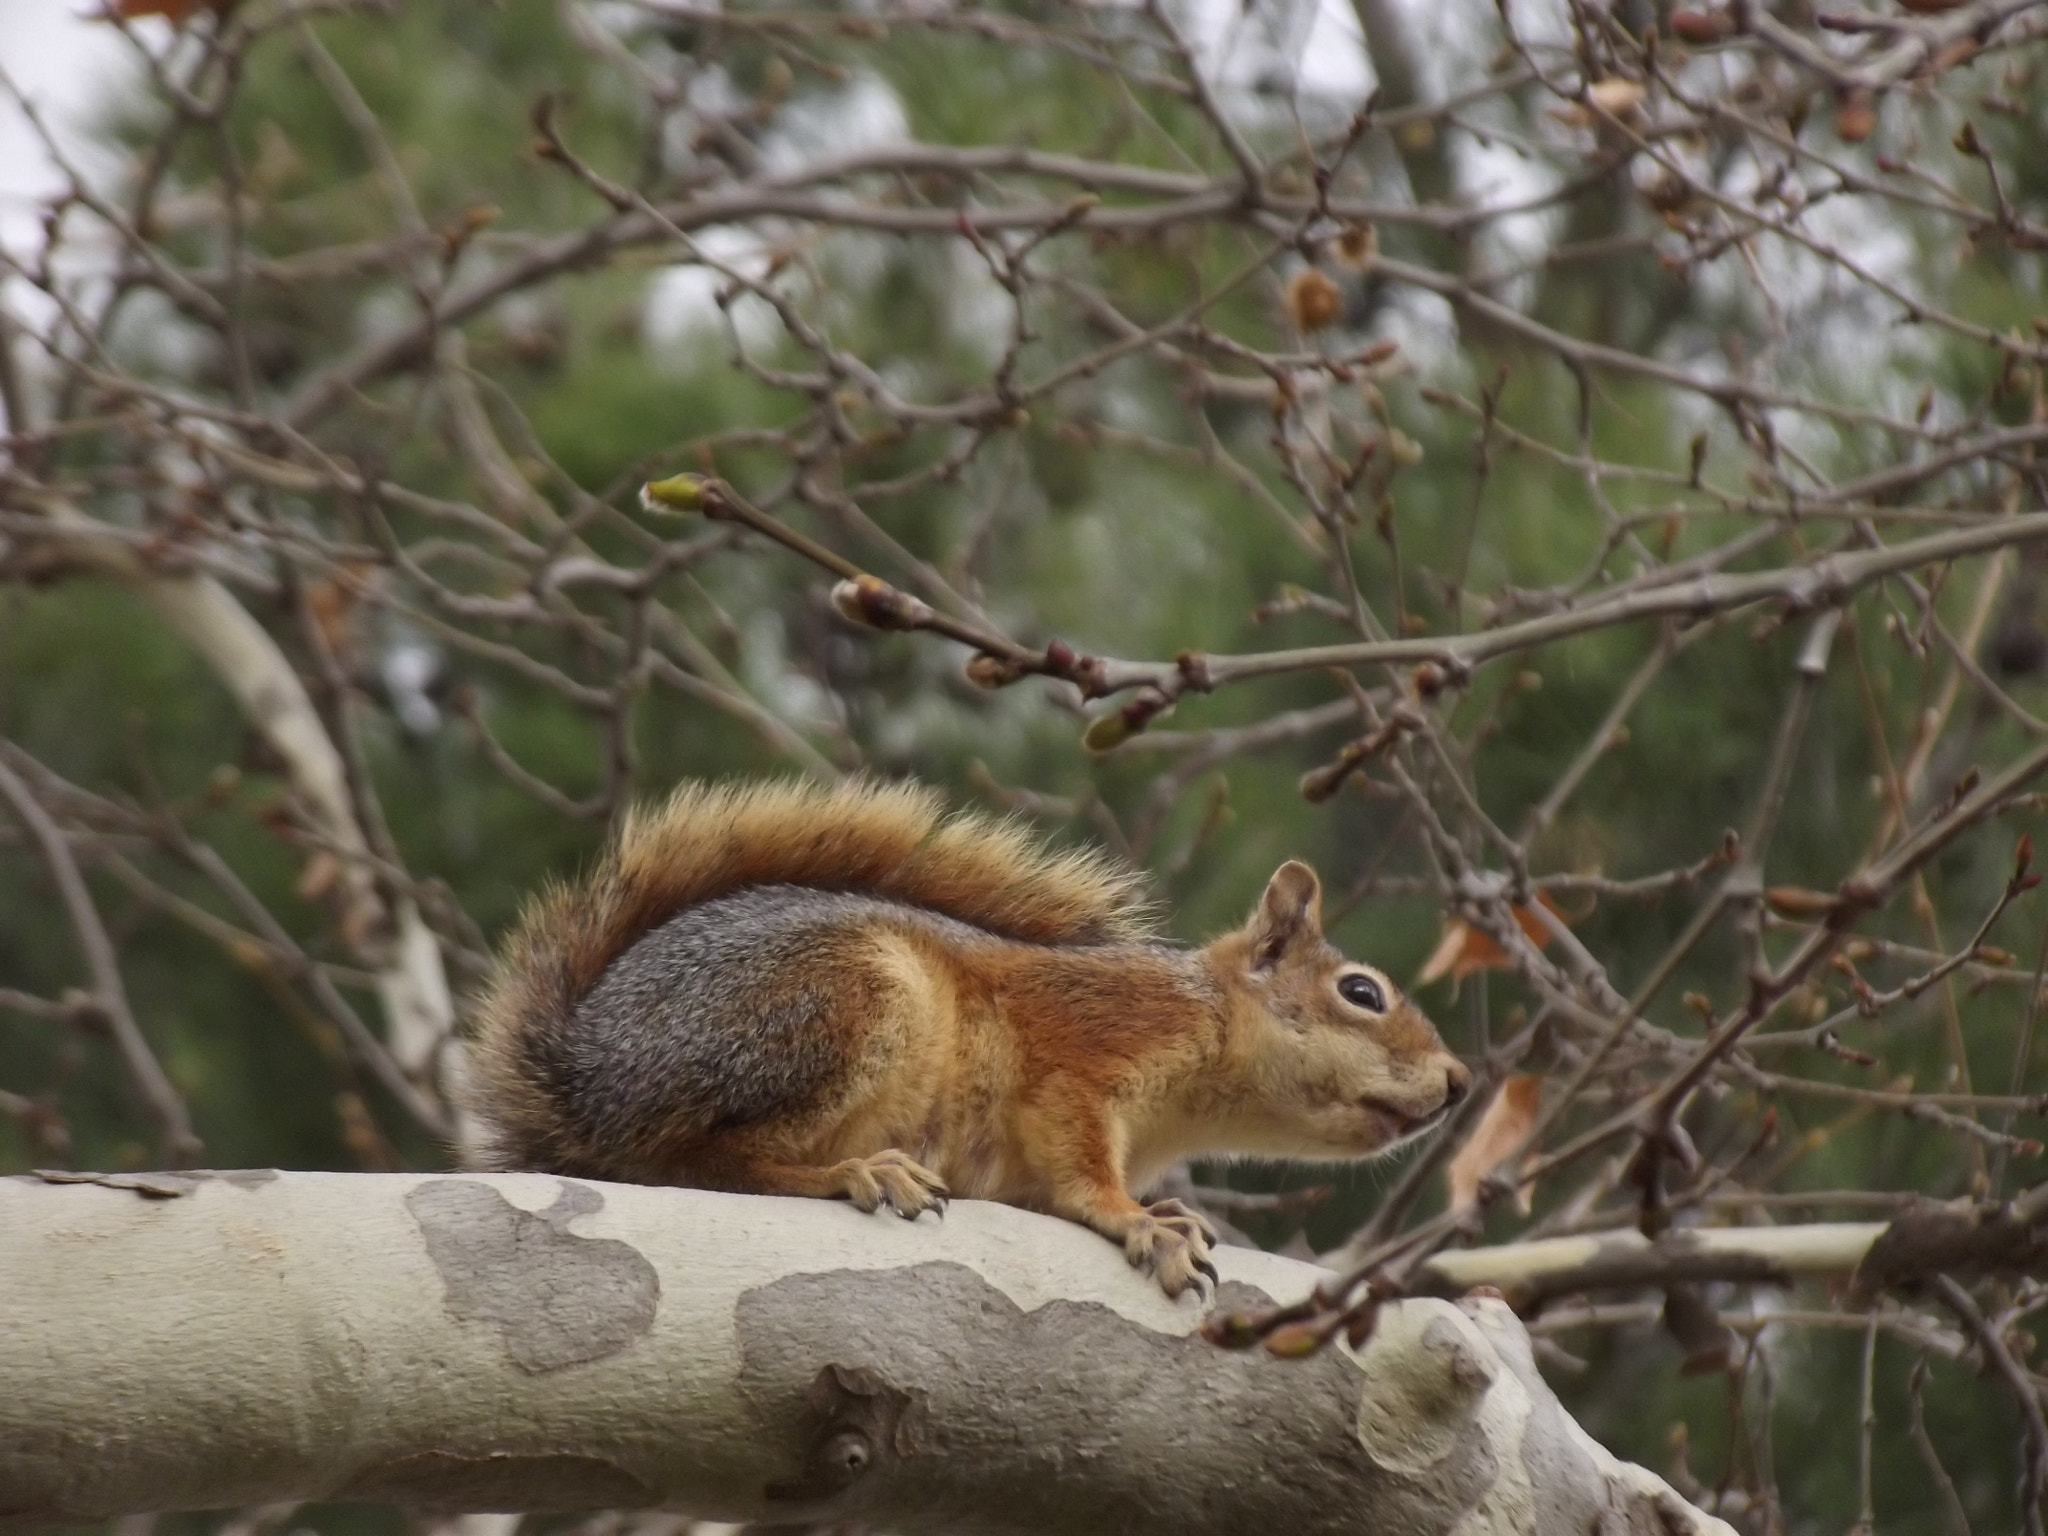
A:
1360 1098 1444 1137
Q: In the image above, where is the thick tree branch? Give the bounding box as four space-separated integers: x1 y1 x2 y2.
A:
0 1171 1730 1535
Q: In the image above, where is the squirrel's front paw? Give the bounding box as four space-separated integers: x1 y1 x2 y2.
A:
1122 1197 1220 1299
834 1149 950 1220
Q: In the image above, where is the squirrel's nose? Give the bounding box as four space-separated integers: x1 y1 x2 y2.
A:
1441 1060 1472 1109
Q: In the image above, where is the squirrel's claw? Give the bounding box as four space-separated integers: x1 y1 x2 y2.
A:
1123 1198 1219 1301
1145 1196 1219 1245
836 1149 950 1221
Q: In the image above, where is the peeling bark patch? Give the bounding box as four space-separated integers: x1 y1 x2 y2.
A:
27 1167 279 1198
406 1179 658 1372
338 1449 654 1509
734 1266 1494 1535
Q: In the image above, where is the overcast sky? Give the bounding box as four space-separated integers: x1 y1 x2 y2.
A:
0 0 1377 248
1 3 124 252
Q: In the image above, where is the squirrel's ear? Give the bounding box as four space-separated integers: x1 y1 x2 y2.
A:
1248 860 1322 970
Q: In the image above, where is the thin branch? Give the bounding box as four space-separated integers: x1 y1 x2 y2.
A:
0 751 199 1161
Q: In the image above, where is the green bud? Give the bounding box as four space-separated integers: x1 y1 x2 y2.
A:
1082 711 1135 753
640 473 710 514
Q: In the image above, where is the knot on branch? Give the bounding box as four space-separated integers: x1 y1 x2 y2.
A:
1353 1314 1498 1474
766 1362 928 1503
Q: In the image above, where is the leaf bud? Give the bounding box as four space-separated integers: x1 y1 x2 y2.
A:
831 575 934 631
641 473 710 515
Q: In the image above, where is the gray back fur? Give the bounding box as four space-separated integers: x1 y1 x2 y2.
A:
543 886 927 1150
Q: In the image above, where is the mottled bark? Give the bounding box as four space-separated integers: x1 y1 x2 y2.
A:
1 1170 1728 1534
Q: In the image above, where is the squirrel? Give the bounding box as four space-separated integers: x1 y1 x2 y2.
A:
462 778 1470 1297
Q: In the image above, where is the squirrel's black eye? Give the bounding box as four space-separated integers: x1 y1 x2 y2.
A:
1339 973 1387 1013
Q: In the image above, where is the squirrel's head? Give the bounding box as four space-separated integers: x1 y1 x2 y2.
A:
1202 860 1469 1160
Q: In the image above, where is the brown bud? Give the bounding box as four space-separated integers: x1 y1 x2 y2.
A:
1342 1300 1383 1351
830 574 934 631
1201 1311 1264 1350
1283 268 1344 332
1765 886 1842 918
1837 92 1876 144
1332 223 1378 269
1667 9 1735 42
965 653 1029 689
1300 758 1354 804
1262 1321 1328 1358
1642 170 1699 216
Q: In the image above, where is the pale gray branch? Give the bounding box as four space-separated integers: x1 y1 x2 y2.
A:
0 1171 1732 1536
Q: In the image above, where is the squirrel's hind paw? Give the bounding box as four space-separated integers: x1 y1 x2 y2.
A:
835 1149 950 1220
1124 1197 1219 1299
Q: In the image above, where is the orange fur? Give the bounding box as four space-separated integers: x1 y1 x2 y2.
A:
463 777 1468 1298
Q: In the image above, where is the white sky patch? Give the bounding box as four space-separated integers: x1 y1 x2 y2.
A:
643 226 786 360
942 234 1024 370
1294 0 1373 99
760 69 909 177
1688 178 1940 411
1491 0 1575 56
644 72 912 366
0 4 126 256
1376 284 1462 381
1180 0 1378 114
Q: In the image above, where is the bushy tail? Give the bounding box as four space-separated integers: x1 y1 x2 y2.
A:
462 777 1153 1165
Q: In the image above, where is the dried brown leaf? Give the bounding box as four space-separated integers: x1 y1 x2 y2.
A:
1447 1074 1543 1212
1417 892 1574 985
